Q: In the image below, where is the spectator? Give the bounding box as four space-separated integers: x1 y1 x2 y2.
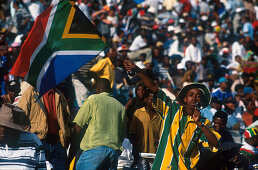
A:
239 127 258 168
0 103 47 169
73 78 126 169
124 59 220 169
184 36 202 65
212 77 233 101
89 48 117 89
129 92 162 169
18 87 72 170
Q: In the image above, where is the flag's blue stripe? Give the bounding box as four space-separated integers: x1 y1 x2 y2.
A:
39 54 96 95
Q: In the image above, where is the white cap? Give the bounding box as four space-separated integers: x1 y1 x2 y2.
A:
211 21 217 27
201 15 208 21
179 18 185 23
168 26 175 32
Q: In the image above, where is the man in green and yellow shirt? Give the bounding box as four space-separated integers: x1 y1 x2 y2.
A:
124 60 221 170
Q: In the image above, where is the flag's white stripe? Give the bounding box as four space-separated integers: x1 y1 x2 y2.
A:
35 50 101 91
25 0 59 80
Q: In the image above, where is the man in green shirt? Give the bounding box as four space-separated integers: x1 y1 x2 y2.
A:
73 78 126 169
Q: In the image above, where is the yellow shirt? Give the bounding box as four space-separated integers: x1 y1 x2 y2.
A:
129 107 162 153
90 57 115 88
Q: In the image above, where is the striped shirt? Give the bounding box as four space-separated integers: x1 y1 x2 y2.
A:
0 131 47 169
152 90 220 170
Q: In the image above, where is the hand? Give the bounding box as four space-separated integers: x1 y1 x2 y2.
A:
192 107 201 123
123 59 137 72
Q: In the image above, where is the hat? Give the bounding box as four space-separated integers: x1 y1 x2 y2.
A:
243 86 254 95
179 18 185 23
168 25 175 32
178 83 211 109
244 127 258 139
218 77 228 83
156 41 163 47
222 47 229 53
168 19 175 24
0 103 30 131
102 5 110 12
201 15 208 21
117 44 130 52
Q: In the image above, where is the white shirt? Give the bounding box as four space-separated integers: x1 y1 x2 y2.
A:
231 41 245 61
129 35 147 51
184 44 202 63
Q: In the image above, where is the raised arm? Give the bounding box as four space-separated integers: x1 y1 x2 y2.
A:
124 59 159 94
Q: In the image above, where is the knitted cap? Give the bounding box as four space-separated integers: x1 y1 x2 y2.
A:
244 127 258 139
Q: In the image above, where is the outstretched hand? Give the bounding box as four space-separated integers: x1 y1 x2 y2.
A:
123 59 135 72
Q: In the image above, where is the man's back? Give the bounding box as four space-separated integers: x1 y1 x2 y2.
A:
74 92 126 152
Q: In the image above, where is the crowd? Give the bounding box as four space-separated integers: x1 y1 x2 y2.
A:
0 0 258 169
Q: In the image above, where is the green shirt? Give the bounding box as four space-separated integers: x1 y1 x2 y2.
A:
73 92 126 151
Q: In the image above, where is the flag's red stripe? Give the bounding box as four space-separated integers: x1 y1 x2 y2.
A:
10 5 53 77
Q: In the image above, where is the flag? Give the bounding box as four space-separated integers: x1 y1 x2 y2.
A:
10 0 108 96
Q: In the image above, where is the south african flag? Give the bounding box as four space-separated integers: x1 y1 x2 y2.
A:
10 0 108 96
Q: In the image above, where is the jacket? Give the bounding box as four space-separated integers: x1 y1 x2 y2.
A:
18 86 72 148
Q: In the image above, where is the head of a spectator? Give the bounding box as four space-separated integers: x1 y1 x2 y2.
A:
94 78 112 94
244 128 258 147
235 84 245 96
0 103 30 145
190 36 197 46
152 47 161 60
177 63 186 75
117 44 130 58
178 83 211 110
211 97 222 111
135 83 149 100
213 110 228 133
241 72 250 84
144 92 154 110
238 36 245 45
234 55 242 64
139 53 146 62
185 61 195 71
223 97 237 115
243 98 256 115
106 48 117 64
5 80 20 103
218 77 228 92
108 6 116 17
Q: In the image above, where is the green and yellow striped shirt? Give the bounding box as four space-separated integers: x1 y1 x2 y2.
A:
152 90 220 170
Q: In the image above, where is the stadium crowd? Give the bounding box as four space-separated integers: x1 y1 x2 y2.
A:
0 0 258 169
